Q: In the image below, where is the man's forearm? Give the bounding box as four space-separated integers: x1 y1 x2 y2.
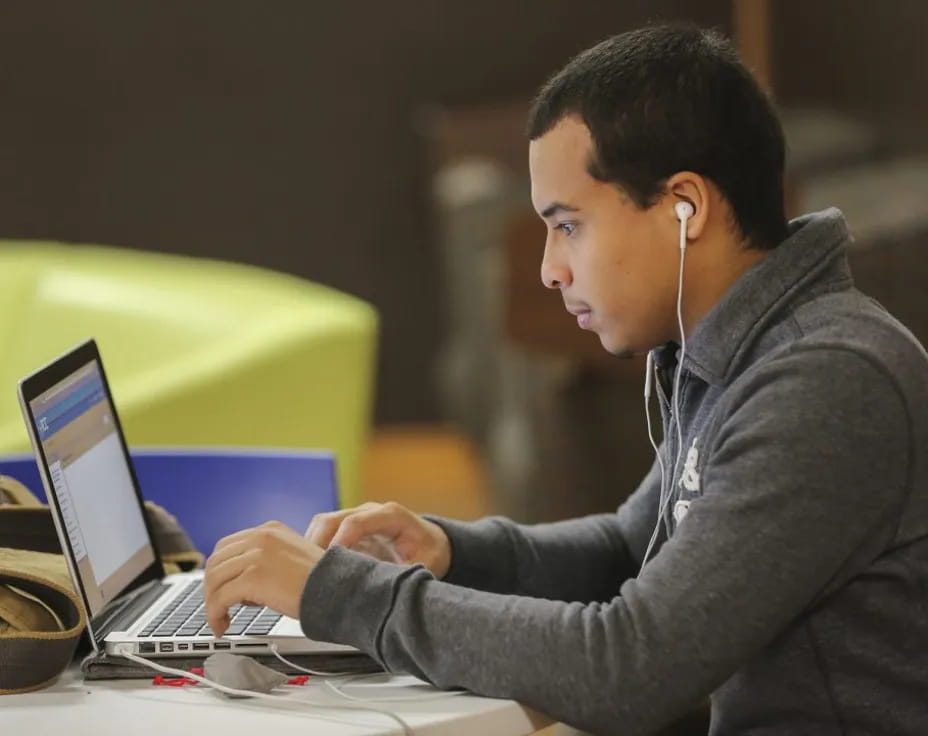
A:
427 513 637 602
300 546 711 736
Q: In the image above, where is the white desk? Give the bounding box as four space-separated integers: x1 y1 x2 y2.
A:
0 666 551 735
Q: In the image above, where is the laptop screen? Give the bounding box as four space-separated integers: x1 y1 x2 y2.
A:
28 359 156 617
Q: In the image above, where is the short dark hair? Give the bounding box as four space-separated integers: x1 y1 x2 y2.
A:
527 25 788 249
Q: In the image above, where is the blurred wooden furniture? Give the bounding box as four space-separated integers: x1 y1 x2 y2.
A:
362 425 494 520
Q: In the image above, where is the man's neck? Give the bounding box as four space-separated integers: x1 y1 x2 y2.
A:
681 245 769 338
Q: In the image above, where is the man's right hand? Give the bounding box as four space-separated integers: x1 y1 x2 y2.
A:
305 502 452 579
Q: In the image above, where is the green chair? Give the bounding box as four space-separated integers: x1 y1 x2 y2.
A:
0 241 378 508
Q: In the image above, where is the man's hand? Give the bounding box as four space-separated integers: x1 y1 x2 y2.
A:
305 501 452 579
204 521 325 638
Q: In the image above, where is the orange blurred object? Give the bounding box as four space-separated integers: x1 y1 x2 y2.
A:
361 425 493 520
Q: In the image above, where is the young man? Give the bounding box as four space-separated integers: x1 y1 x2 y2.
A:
203 26 928 735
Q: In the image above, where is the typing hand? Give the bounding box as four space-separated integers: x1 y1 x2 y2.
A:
305 501 451 578
203 521 324 638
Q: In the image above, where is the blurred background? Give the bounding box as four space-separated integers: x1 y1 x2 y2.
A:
2 0 927 527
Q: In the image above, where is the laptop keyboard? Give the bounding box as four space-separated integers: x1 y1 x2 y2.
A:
138 580 282 638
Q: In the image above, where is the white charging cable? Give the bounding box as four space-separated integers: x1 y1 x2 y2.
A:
641 204 691 567
270 644 466 703
267 643 358 677
115 647 412 735
325 674 468 704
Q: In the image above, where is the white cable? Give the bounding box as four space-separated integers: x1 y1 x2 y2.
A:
671 211 689 498
641 355 667 566
115 647 411 735
641 211 690 568
325 673 468 703
269 644 464 704
268 642 357 678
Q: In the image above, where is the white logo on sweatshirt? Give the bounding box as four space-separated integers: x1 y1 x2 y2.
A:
673 499 691 525
679 437 701 492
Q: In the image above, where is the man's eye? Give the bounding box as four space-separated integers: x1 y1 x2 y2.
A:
555 222 577 236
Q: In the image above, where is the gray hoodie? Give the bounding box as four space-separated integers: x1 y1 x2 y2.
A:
301 209 928 735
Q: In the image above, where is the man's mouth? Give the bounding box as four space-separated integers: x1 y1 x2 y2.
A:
566 305 593 329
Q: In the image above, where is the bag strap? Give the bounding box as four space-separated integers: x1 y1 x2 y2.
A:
0 506 62 554
0 477 86 693
0 566 86 694
0 475 63 554
0 475 203 693
0 474 41 507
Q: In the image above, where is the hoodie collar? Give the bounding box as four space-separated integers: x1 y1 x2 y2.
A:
681 208 854 386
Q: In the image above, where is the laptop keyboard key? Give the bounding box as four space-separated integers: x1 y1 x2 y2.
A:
244 626 273 635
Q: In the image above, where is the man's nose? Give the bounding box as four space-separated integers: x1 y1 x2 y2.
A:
541 243 571 290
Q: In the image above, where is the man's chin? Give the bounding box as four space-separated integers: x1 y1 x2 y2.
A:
597 332 636 359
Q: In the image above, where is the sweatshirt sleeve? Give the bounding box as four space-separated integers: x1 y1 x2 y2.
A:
423 459 660 602
299 348 910 736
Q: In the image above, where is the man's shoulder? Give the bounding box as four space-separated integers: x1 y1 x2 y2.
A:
736 286 928 406
720 312 925 434
790 287 927 369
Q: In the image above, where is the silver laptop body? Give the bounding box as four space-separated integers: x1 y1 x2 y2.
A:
17 338 354 658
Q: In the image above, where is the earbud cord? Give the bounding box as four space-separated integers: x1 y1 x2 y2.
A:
641 210 689 567
670 209 689 513
641 354 666 566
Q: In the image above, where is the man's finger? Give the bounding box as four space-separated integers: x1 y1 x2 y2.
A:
204 538 249 574
306 511 343 542
206 565 260 636
208 611 231 639
305 511 339 546
307 503 379 548
204 547 261 606
329 507 405 550
212 526 258 554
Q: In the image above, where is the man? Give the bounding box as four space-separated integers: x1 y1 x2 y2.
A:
203 25 928 735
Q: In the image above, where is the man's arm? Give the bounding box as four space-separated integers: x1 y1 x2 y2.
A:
299 349 910 735
426 459 661 602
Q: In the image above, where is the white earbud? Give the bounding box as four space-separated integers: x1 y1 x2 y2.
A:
644 351 654 399
674 200 694 222
674 201 694 252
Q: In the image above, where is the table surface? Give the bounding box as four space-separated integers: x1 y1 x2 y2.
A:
0 665 551 736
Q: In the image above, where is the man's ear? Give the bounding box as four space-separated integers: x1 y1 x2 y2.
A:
664 172 710 240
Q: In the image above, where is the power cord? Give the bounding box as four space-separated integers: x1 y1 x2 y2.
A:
114 646 412 735
269 644 467 703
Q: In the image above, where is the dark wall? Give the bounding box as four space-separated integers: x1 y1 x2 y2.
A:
773 1 928 150
0 1 729 423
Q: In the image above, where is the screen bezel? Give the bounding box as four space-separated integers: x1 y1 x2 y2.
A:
17 338 164 643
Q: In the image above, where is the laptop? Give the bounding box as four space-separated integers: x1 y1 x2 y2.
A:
17 338 355 659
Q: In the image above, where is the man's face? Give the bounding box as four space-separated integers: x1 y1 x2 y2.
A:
529 116 679 357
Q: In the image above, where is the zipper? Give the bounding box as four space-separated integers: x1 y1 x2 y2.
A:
655 364 673 413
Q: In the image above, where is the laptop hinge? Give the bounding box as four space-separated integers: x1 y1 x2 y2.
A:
92 580 170 644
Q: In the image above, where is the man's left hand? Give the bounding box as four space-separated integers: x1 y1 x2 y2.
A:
204 521 325 638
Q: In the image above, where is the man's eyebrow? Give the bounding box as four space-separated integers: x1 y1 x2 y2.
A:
540 202 579 219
